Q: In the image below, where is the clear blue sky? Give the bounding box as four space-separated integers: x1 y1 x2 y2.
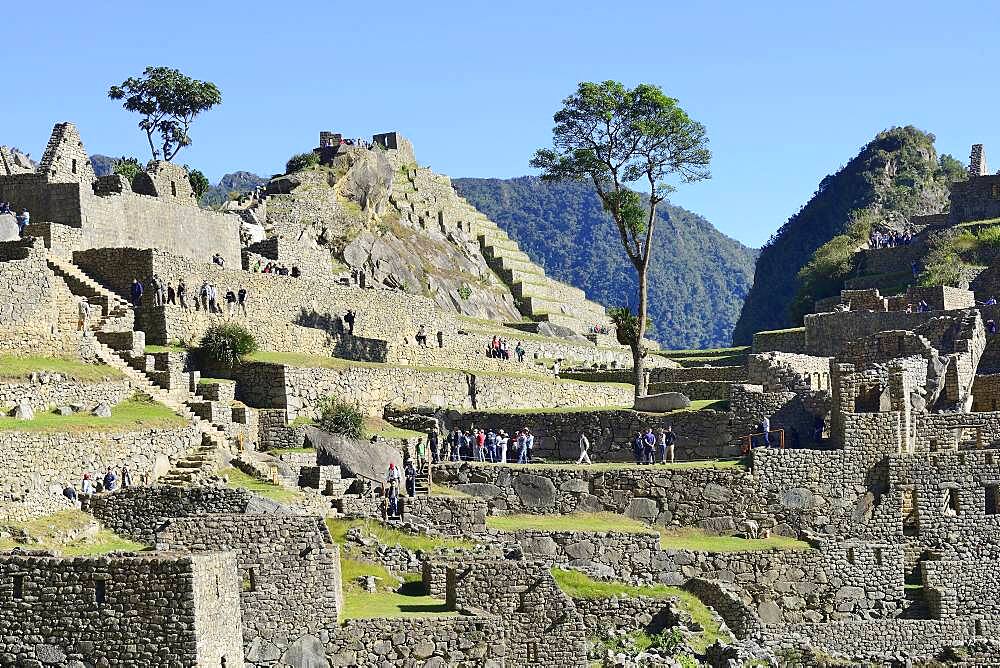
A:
4 1 998 247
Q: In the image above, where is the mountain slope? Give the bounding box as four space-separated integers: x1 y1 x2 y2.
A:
453 176 757 348
731 126 964 344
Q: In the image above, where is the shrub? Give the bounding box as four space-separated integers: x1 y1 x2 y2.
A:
198 323 258 370
317 397 364 440
457 284 472 300
285 151 319 174
919 234 967 287
113 156 143 183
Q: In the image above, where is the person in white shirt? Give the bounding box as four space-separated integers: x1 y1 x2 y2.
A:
577 433 592 464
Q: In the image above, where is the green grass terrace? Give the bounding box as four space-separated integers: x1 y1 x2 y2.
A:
0 355 123 382
487 512 810 552
0 395 188 433
0 510 145 556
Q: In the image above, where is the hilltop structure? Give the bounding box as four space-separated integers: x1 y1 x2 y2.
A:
5 124 1000 666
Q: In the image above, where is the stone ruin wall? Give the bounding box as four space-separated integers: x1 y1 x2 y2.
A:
89 486 255 545
1 424 201 523
233 361 633 418
0 551 244 667
447 560 588 668
327 616 506 667
444 406 734 462
748 351 832 392
0 377 132 413
156 514 343 665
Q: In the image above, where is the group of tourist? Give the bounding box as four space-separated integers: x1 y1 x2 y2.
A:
630 426 677 464
62 465 133 504
250 258 301 277
485 336 525 362
590 324 610 335
0 202 30 234
869 229 913 249
425 427 538 464
129 276 250 316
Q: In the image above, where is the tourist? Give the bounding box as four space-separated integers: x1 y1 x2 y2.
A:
485 429 498 463
987 296 998 306
291 265 300 278
386 480 400 518
238 286 248 316
449 429 460 462
762 416 772 448
416 325 428 347
553 359 561 377
77 297 91 333
150 274 162 306
911 260 920 278
525 428 534 462
166 282 176 305
15 209 29 234
103 467 118 493
499 430 509 464
404 459 416 497
121 465 132 488
643 428 656 464
662 426 676 464
415 438 426 470
177 279 188 309
516 430 528 464
344 309 356 335
429 429 440 464
515 341 525 363
577 432 592 464
157 275 167 306
81 473 94 496
918 300 930 313
225 288 237 315
62 484 77 506
632 431 644 464
197 281 208 311
212 252 225 268
436 330 444 348
130 279 144 307
208 284 220 314
989 319 998 336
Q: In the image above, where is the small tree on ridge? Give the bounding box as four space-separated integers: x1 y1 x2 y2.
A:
532 81 710 396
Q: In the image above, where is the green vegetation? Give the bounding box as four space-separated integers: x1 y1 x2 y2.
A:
532 81 711 394
143 343 188 354
0 510 145 556
0 394 186 433
453 176 755 349
286 151 319 174
488 512 655 534
0 355 122 382
244 351 632 390
289 415 316 427
919 232 969 287
363 415 424 441
197 377 233 385
112 156 142 183
339 557 453 620
108 66 222 161
221 466 300 503
551 569 729 653
657 527 811 552
317 396 364 440
185 166 210 199
430 482 470 497
326 518 474 552
199 322 258 371
655 346 749 358
733 126 966 343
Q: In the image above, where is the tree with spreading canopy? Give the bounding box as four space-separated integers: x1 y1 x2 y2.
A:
109 66 222 161
531 81 711 396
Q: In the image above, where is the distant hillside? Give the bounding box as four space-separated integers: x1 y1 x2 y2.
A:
90 154 115 177
454 176 757 349
731 126 965 344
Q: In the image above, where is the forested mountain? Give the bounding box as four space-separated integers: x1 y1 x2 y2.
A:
731 126 965 344
454 176 757 349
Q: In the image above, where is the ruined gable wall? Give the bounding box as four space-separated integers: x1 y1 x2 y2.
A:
156 514 343 657
0 552 244 667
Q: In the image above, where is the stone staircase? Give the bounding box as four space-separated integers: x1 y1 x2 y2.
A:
389 166 612 335
47 254 234 486
414 465 430 496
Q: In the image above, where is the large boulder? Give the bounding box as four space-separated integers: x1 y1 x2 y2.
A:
512 473 557 509
307 427 401 480
13 400 33 420
0 213 18 241
633 392 691 413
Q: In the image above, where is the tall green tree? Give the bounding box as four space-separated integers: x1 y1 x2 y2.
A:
185 166 211 200
109 66 222 161
532 81 710 396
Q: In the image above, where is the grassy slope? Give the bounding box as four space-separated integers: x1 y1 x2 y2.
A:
0 396 187 433
325 518 474 552
0 355 122 382
551 569 731 653
221 467 301 503
0 510 145 556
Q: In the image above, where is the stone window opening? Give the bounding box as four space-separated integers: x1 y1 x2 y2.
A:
987 485 1000 515
902 489 920 536
846 547 856 564
71 158 77 174
992 183 1000 200
526 642 539 663
987 452 996 465
215 574 220 598
243 568 256 592
170 181 177 196
944 489 960 516
855 385 882 413
95 579 106 604
874 547 883 565
929 439 938 452
12 574 23 599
